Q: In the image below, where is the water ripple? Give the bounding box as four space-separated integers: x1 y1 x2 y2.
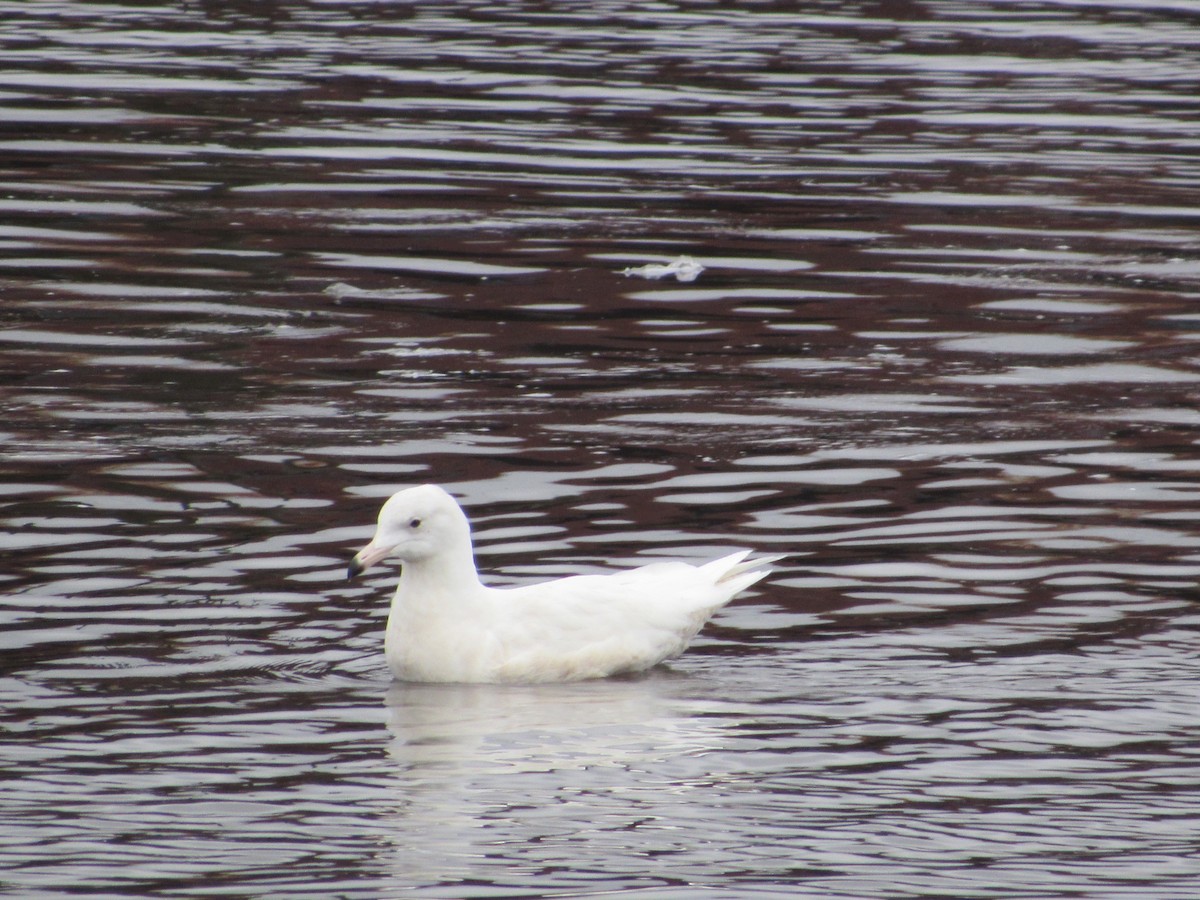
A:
4 0 1200 897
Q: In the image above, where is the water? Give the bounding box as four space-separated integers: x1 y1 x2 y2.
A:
4 1 1200 896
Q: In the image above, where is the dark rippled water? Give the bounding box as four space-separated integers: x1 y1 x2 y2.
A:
5 1 1200 897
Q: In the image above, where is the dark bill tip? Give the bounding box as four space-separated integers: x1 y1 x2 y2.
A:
347 557 365 580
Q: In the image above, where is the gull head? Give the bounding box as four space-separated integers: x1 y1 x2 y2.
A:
347 484 470 579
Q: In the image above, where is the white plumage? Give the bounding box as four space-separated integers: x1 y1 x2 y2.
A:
348 484 779 683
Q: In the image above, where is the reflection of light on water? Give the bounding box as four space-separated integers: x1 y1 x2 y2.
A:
5 0 1200 894
380 672 733 888
384 672 728 775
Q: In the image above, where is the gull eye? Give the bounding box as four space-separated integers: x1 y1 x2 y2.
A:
408 517 422 529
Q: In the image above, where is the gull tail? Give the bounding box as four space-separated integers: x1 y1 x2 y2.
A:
702 550 785 594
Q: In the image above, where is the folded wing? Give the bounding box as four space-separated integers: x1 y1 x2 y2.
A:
487 552 779 682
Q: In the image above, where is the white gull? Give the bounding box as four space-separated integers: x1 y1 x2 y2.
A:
348 484 779 683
